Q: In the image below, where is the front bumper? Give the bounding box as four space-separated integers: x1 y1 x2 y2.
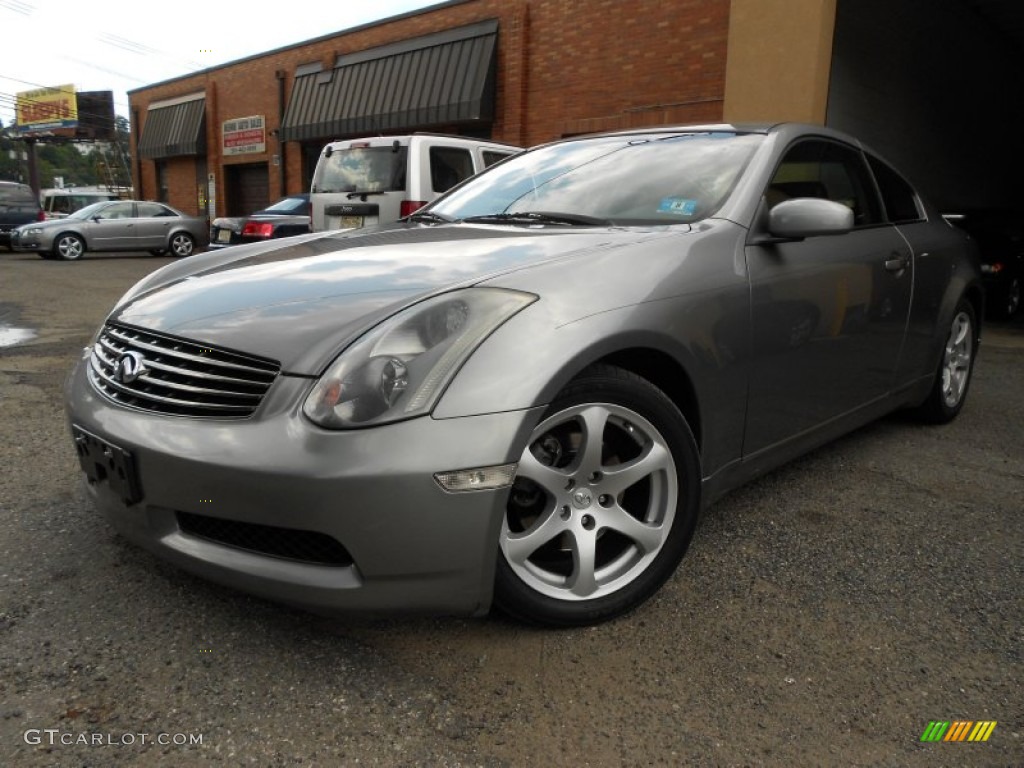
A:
66 356 542 616
9 228 47 251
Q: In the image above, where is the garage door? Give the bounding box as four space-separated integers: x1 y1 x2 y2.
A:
225 163 269 216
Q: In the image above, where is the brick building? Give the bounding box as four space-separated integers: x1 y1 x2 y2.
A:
128 0 1023 219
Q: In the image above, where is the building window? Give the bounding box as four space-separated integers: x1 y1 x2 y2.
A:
155 161 169 203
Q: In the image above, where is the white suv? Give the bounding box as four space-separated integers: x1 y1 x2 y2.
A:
310 133 519 232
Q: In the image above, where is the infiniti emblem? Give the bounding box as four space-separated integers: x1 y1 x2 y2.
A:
115 351 148 384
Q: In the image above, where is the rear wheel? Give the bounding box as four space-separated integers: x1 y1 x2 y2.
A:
495 365 700 626
54 233 85 261
168 232 194 258
914 298 978 423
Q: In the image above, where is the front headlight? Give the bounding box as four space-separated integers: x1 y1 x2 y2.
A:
24 227 43 236
303 288 536 428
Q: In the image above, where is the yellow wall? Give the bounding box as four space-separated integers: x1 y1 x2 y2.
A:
723 0 837 124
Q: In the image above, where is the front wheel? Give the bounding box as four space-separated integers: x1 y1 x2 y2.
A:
914 298 978 423
54 233 85 261
495 365 701 626
168 232 194 258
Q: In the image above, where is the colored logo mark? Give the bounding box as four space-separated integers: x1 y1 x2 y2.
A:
920 721 997 742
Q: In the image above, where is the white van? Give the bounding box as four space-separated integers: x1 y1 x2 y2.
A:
41 187 124 219
310 134 519 232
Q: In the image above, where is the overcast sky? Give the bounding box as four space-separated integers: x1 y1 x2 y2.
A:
0 0 441 128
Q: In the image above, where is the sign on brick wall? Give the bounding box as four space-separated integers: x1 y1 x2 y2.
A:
222 115 266 155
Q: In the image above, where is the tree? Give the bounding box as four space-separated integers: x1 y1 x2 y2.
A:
0 117 27 182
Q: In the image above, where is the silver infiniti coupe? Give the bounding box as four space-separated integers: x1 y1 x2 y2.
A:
65 124 983 626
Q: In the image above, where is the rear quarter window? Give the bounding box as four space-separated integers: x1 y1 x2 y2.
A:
482 150 515 168
430 147 474 193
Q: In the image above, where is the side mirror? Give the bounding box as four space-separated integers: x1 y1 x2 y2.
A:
768 198 854 239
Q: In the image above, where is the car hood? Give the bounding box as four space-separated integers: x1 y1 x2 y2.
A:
18 217 74 231
111 223 690 374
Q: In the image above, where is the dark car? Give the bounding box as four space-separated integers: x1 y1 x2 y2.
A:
66 123 983 627
11 200 208 260
947 210 1022 320
209 194 311 249
0 181 44 250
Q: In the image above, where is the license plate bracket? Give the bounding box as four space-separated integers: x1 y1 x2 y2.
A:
71 425 143 505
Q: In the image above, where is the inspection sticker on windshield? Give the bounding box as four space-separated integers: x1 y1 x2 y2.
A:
658 197 697 216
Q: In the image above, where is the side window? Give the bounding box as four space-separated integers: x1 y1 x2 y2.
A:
767 140 882 227
430 147 474 193
137 202 172 217
482 150 514 168
867 156 922 223
101 202 135 219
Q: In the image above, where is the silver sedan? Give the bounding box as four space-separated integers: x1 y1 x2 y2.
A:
12 199 207 260
65 124 983 626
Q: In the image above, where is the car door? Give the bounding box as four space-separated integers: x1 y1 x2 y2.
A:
85 201 136 250
743 138 913 455
134 202 178 248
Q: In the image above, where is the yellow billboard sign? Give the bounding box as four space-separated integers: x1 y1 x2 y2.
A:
15 85 78 133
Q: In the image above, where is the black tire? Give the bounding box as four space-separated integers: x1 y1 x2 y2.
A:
494 364 701 627
168 232 195 258
914 298 978 424
53 232 85 261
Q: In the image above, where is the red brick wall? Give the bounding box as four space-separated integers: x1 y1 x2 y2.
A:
129 0 729 216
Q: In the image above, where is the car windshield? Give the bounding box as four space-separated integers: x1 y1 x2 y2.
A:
68 201 114 220
312 146 409 194
261 197 308 214
431 132 764 225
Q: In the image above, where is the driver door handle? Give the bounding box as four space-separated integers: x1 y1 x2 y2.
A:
885 252 910 272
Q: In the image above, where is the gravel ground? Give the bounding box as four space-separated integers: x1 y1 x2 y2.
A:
0 250 1021 767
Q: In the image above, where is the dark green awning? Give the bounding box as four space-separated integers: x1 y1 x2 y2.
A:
138 96 206 159
280 20 498 142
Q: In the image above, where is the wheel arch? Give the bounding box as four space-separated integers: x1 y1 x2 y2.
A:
54 230 87 248
589 347 703 456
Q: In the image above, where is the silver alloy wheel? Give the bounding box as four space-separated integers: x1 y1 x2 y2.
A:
56 234 84 260
501 402 677 601
169 233 194 257
941 310 973 408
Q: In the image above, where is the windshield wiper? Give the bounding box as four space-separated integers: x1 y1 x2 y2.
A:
460 211 612 227
345 190 388 199
404 210 454 224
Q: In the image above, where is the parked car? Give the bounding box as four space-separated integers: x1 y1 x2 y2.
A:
310 133 519 232
946 210 1022 320
0 180 45 250
66 123 982 626
11 200 207 260
209 194 311 249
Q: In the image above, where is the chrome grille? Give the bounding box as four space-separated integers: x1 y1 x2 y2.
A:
88 323 280 418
